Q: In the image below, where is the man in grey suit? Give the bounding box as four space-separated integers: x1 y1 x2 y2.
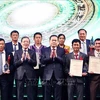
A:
41 35 65 100
14 36 37 100
65 39 88 100
88 38 100 100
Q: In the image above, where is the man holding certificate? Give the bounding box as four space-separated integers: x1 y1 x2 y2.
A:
65 39 88 100
88 38 100 100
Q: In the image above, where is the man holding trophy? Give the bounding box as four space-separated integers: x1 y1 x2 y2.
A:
0 38 13 100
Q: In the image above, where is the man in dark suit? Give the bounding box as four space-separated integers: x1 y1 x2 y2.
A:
65 39 88 100
0 38 13 100
30 32 46 100
88 38 100 100
41 35 65 100
5 30 22 100
5 30 22 54
14 36 37 100
78 29 92 100
78 29 90 54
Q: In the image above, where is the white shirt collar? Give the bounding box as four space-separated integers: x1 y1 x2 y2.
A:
12 42 18 45
0 50 5 53
81 40 86 44
94 50 100 57
51 47 57 50
73 52 80 56
22 48 28 51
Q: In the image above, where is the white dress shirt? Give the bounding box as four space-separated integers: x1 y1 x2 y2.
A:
12 42 19 51
80 40 87 55
74 52 80 59
94 50 100 58
0 50 6 73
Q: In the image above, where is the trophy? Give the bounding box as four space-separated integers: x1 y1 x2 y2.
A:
4 55 10 71
4 62 9 71
89 36 94 51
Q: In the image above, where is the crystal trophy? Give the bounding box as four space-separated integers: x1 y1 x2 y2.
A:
4 62 9 71
89 36 94 51
4 55 10 71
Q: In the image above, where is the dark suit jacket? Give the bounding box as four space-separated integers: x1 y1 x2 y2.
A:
65 52 88 83
14 49 37 80
5 42 22 53
86 39 90 53
41 46 65 81
88 50 100 82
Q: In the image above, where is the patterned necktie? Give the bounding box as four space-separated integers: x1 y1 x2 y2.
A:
13 44 17 51
0 52 3 75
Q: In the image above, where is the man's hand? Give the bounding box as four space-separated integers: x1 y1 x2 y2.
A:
89 71 94 74
3 70 10 74
82 72 87 76
69 72 73 77
26 52 30 60
21 53 25 61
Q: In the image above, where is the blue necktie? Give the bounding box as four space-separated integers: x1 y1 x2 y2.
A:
0 52 3 75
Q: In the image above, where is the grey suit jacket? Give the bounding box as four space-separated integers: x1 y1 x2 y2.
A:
65 52 88 83
14 49 37 80
88 50 100 82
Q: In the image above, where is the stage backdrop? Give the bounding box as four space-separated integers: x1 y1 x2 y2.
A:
0 0 100 46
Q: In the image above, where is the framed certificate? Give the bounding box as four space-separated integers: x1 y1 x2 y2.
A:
88 56 100 74
70 59 83 77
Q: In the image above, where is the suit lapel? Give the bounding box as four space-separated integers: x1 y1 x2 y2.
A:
48 47 51 57
18 42 22 49
28 49 32 56
70 52 74 59
57 47 59 55
10 42 13 52
79 52 83 59
5 52 8 61
86 39 90 52
18 50 23 58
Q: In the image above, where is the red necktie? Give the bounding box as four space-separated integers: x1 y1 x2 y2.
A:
75 54 78 59
52 49 55 58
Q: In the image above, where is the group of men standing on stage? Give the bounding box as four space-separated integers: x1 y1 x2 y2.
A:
0 29 100 100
